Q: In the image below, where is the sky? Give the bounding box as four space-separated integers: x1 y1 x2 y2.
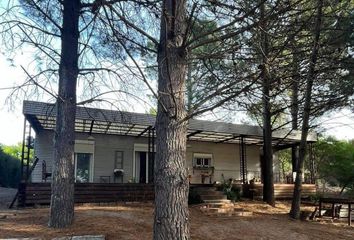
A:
0 0 353 145
1 51 354 146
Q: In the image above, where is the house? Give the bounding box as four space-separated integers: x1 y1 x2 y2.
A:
22 100 317 186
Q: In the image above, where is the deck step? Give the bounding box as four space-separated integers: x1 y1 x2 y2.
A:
192 187 217 192
196 191 225 196
200 195 227 200
203 199 231 204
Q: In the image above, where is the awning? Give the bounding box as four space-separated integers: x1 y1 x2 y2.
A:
23 100 317 147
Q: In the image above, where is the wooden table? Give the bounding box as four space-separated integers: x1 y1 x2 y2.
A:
319 197 353 226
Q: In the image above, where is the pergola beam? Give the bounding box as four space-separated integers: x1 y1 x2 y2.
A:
125 124 135 135
187 130 202 138
136 126 151 137
217 135 240 143
104 122 112 134
273 142 299 152
89 120 94 135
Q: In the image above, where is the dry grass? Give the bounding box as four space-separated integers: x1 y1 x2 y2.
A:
0 201 353 240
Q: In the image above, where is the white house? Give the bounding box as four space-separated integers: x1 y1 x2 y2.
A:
22 101 317 185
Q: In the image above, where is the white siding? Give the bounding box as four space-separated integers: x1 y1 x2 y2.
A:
32 130 147 183
186 141 261 184
32 130 261 184
32 130 54 182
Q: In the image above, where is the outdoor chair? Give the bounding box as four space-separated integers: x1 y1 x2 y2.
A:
42 160 52 182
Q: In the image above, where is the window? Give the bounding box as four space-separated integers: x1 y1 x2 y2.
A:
114 151 124 183
74 140 94 183
114 151 124 169
193 153 213 167
75 153 92 183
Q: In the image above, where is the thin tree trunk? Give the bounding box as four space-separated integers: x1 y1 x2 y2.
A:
154 0 190 239
49 0 80 228
260 1 275 206
290 0 323 219
186 61 193 113
291 47 299 176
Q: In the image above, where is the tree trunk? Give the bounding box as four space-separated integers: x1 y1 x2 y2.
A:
154 0 189 239
49 0 80 228
260 1 275 206
290 0 323 219
291 47 299 175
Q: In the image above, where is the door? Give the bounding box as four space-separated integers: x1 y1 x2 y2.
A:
75 153 92 183
139 152 147 183
135 151 154 183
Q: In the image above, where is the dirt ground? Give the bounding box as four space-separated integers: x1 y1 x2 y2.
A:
0 201 353 240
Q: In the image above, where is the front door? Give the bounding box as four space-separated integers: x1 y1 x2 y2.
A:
135 151 154 183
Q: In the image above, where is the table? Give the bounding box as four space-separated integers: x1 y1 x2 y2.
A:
319 197 353 226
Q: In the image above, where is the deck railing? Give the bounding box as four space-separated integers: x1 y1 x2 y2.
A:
17 182 154 207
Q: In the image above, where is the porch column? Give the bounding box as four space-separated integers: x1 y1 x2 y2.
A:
239 136 247 184
20 118 33 183
147 126 155 183
20 118 26 181
308 143 315 184
291 144 298 183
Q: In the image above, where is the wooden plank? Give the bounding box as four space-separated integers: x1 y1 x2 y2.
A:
22 183 155 206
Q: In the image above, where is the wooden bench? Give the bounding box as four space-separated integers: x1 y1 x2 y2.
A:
319 197 353 226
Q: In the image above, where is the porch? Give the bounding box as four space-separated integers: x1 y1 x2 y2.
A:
16 182 316 207
21 101 317 186
17 182 154 207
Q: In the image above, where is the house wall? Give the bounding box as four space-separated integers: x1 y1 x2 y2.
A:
186 141 261 184
32 129 147 183
32 130 54 182
32 130 261 184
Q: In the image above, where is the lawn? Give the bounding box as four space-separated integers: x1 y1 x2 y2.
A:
0 201 353 240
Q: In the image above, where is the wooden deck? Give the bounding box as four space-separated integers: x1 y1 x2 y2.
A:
243 183 317 199
17 182 154 207
16 183 317 207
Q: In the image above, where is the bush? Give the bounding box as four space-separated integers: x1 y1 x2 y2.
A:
219 176 241 202
0 146 21 188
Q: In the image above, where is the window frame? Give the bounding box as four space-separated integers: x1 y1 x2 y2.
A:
193 153 213 168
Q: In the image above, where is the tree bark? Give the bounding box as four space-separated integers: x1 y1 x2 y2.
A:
290 0 323 219
49 0 80 228
154 0 190 239
291 47 299 175
260 1 275 206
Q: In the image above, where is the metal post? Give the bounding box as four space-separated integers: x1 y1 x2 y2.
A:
26 127 32 182
20 118 26 181
152 128 155 162
147 126 152 183
239 136 247 184
148 126 151 160
151 127 155 183
309 143 315 184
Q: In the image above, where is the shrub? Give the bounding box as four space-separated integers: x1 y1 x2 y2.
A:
219 176 241 202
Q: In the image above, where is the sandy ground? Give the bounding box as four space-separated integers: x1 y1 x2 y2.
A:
0 201 353 240
0 187 17 209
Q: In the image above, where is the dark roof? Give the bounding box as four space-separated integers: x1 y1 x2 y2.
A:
23 100 317 146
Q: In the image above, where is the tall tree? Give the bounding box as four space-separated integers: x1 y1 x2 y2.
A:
154 1 189 238
290 0 323 219
100 2 274 238
49 0 80 228
0 0 134 227
260 0 275 206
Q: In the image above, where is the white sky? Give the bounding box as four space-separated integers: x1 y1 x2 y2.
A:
1 52 354 146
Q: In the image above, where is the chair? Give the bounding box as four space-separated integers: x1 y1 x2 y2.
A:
42 160 52 182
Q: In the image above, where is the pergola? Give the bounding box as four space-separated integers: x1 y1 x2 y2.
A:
21 100 317 184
